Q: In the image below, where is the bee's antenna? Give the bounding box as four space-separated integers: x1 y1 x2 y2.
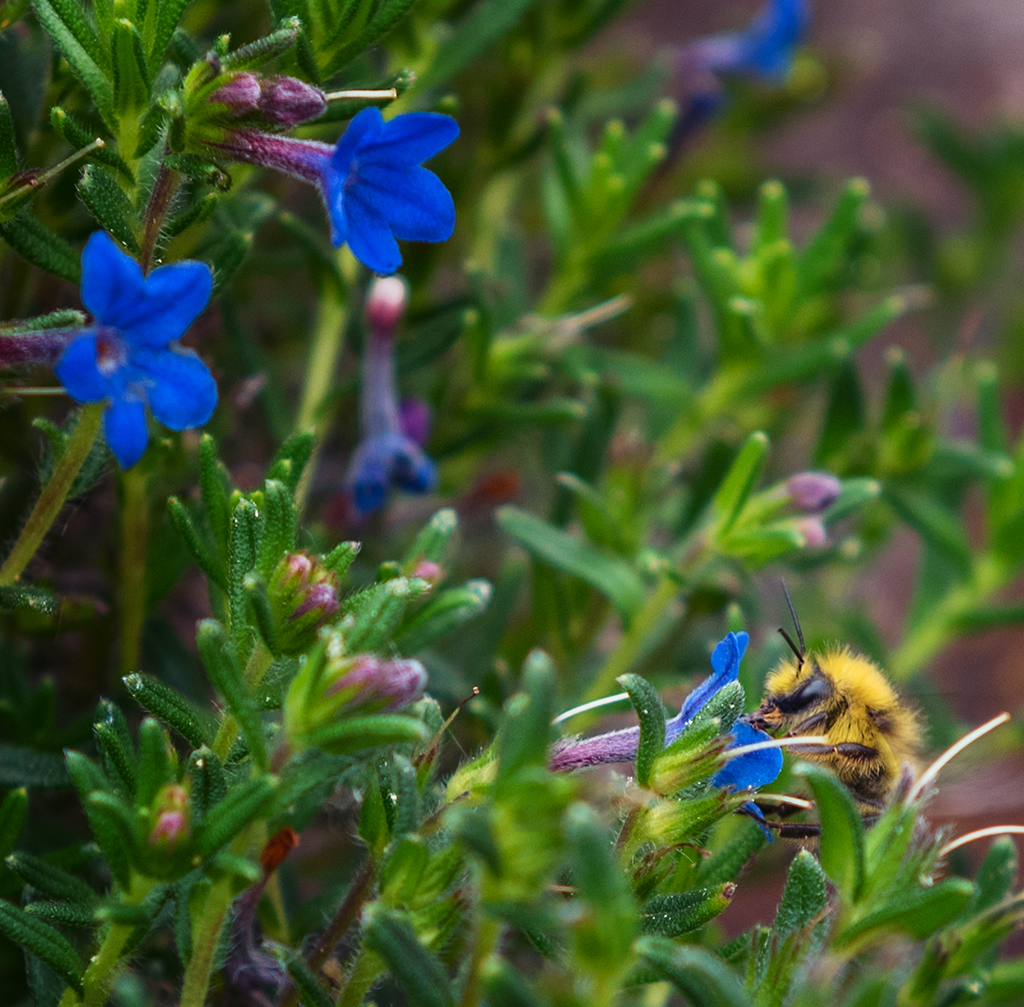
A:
778 580 805 668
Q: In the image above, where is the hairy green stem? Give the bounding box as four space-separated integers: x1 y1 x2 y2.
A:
335 949 383 1007
138 162 178 274
0 403 104 586
178 875 235 1007
119 465 149 674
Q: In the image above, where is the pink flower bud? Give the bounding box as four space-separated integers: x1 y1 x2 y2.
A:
364 276 408 336
787 471 842 513
327 655 428 713
269 552 340 656
211 73 261 115
412 560 443 584
148 785 190 851
795 516 828 548
258 76 327 126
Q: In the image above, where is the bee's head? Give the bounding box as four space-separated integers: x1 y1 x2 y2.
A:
745 658 833 732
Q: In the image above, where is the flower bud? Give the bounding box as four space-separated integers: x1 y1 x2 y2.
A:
258 76 327 126
787 471 841 513
211 73 262 115
269 552 340 656
148 784 190 852
795 516 828 548
364 275 408 336
326 654 428 714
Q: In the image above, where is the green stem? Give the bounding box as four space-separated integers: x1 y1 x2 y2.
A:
335 949 383 1007
211 643 274 762
458 915 502 1007
179 875 235 1007
293 252 355 513
119 465 149 674
0 404 104 586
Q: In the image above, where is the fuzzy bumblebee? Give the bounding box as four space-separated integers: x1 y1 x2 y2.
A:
747 646 922 817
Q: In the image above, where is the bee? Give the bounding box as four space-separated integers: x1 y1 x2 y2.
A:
744 587 922 831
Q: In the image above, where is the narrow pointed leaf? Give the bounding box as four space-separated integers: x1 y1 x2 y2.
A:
0 901 85 993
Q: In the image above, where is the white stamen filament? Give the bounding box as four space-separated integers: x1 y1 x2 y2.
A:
751 793 813 810
722 735 830 760
325 88 399 101
907 712 1011 805
940 825 1024 857
552 692 630 725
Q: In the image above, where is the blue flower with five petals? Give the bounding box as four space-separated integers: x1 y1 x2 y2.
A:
54 232 216 469
213 108 459 275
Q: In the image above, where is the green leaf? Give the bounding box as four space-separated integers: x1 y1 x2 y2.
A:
397 580 492 653
0 744 70 789
884 487 972 578
65 750 109 799
228 497 262 660
323 540 360 579
635 937 747 1007
222 19 300 70
711 431 770 535
84 791 138 888
416 0 541 90
186 747 226 826
481 959 548 1007
123 672 217 749
5 851 98 905
797 177 871 295
774 850 827 939
304 714 428 754
695 820 765 887
970 836 1017 917
77 165 139 253
194 776 277 858
0 788 28 856
326 0 418 76
361 905 455 1007
285 953 335 1007
616 674 664 787
752 179 788 255
93 699 137 798
342 577 428 652
32 0 114 123
267 431 315 493
496 650 555 781
839 878 974 945
0 93 18 182
0 213 81 282
167 497 228 590
640 886 735 936
112 17 150 113
0 900 84 993
49 107 132 180
255 480 296 581
24 900 95 928
496 506 645 620
404 508 458 566
815 360 864 465
0 584 58 616
136 718 174 810
151 0 192 63
196 620 267 770
794 763 865 902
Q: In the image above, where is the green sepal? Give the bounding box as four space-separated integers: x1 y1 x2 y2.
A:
193 776 277 858
186 747 226 826
634 936 747 1007
123 672 217 749
640 885 735 937
617 673 665 787
496 505 645 621
794 763 865 903
196 619 267 770
303 714 429 755
404 508 458 566
361 904 455 1007
136 718 174 811
78 164 139 253
0 788 28 857
0 900 85 994
24 900 95 928
5 851 98 905
0 213 81 281
221 18 300 70
396 580 492 653
93 699 138 798
84 791 138 888
496 649 555 782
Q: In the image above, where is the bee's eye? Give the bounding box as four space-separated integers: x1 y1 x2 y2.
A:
776 673 830 713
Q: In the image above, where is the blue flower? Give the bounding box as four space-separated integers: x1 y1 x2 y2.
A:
550 631 783 793
213 108 459 275
54 232 216 468
346 430 436 518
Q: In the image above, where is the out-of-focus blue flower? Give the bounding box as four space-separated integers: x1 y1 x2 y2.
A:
344 276 436 518
213 107 458 274
549 631 783 792
54 232 215 468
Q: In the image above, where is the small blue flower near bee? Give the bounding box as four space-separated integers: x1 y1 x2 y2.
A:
54 232 216 469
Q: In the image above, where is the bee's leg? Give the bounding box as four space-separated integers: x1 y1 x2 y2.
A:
786 741 879 760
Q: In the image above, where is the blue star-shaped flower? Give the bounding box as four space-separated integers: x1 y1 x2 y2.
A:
214 109 459 275
54 232 216 468
550 631 784 793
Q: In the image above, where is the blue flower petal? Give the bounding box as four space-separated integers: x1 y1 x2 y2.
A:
390 437 436 494
332 107 384 173
80 232 146 330
54 332 112 403
358 165 456 243
322 170 349 248
134 346 218 430
346 438 391 517
345 189 402 275
675 630 749 725
359 112 459 168
104 394 149 469
712 721 783 791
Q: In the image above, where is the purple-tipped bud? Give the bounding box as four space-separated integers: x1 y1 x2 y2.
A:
327 655 428 714
399 398 432 447
364 275 408 337
148 785 190 851
211 73 262 115
411 560 444 585
787 471 842 513
258 76 327 126
795 516 828 548
269 552 339 656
